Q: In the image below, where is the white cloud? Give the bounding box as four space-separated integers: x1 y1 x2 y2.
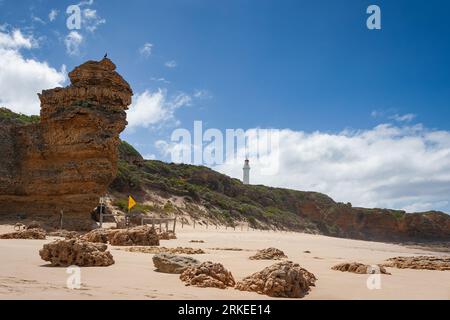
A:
126 89 191 130
389 113 416 122
150 77 170 84
192 123 450 213
194 89 212 99
82 8 106 32
0 29 66 115
49 9 59 22
164 60 177 68
0 29 35 49
139 43 153 58
65 31 83 56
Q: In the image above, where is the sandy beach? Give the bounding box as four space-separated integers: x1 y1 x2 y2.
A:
0 224 449 300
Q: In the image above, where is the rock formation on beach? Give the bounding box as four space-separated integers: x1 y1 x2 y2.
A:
39 239 115 267
0 228 47 240
81 226 160 246
0 58 132 230
249 248 288 260
235 261 317 298
153 253 200 274
331 262 391 275
382 256 450 271
123 246 205 255
180 261 236 289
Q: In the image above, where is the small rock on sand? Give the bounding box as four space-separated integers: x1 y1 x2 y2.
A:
180 262 235 289
332 262 391 275
382 256 450 271
249 248 287 260
39 239 114 267
236 261 317 298
153 253 200 274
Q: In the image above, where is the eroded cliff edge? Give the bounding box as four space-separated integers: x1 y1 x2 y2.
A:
0 58 132 230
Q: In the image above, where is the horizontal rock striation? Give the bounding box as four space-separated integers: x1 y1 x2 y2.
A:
0 58 132 230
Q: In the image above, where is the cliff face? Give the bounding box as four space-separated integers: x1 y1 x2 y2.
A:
0 58 132 230
111 149 450 243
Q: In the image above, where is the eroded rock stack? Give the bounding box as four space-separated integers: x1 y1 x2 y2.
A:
39 239 114 267
235 261 317 298
180 262 236 289
0 58 133 230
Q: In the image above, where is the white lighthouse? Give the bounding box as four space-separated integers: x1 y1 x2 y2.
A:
243 158 250 185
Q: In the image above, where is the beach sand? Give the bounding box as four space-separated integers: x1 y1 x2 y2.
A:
0 224 449 300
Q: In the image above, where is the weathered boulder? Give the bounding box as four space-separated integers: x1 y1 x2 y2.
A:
0 58 133 231
382 256 450 271
235 261 317 298
81 228 116 243
26 221 42 230
39 239 114 267
48 230 80 239
180 262 235 289
153 253 200 274
109 226 159 246
0 228 47 240
332 262 391 274
249 248 288 260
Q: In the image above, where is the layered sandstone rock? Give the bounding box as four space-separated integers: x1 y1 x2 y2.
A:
180 262 236 289
0 228 47 240
0 58 132 230
39 239 114 267
249 248 288 260
158 231 177 240
153 253 200 274
235 261 317 298
382 256 450 271
332 262 391 275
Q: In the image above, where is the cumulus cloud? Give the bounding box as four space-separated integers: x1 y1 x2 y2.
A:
139 43 153 58
0 29 66 115
160 123 450 213
65 31 83 56
126 89 191 130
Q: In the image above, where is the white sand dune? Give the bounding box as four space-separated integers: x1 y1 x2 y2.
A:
0 225 449 300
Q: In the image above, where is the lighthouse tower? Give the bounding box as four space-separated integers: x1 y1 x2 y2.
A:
243 159 250 185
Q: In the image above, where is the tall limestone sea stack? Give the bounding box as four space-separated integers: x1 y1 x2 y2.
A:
0 58 133 230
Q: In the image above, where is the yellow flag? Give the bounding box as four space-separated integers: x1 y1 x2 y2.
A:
128 196 137 210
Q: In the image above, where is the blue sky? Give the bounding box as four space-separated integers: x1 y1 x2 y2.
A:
1 0 450 212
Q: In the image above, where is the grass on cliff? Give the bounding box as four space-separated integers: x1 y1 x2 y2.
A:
0 108 40 124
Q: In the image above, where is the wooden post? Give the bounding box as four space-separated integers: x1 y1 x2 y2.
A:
60 210 64 230
166 221 169 232
173 217 177 233
152 218 155 230
193 220 196 229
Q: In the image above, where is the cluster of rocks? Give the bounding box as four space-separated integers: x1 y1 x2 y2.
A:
332 262 391 275
382 256 450 271
249 248 288 260
39 239 114 267
235 261 317 298
123 246 205 255
153 253 200 274
180 262 236 289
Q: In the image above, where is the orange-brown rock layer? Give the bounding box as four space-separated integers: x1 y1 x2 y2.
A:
0 59 132 230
